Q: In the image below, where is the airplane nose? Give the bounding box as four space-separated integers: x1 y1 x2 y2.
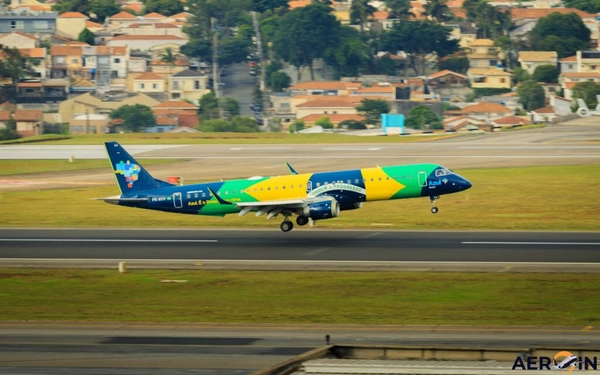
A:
460 178 472 190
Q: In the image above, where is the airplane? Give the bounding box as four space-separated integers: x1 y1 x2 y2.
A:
576 95 600 117
98 141 472 232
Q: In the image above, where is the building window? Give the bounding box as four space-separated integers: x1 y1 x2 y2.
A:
152 83 157 89
500 78 506 83
194 80 200 90
139 83 145 89
56 57 65 64
71 59 78 64
173 81 179 89
34 21 48 29
489 60 497 67
114 58 121 64
111 71 118 78
568 64 574 69
10 21 24 29
172 93 181 99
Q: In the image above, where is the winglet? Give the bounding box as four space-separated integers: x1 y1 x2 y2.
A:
208 187 233 205
285 162 298 175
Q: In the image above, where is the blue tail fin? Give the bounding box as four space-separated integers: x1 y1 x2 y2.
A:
105 141 173 194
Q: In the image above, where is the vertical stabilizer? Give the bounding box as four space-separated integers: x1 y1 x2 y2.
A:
105 142 172 194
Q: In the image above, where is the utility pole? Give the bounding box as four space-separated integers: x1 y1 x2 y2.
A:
252 11 269 131
211 17 223 119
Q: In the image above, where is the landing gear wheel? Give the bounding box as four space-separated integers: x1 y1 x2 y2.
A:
296 216 309 226
430 196 439 214
280 220 294 232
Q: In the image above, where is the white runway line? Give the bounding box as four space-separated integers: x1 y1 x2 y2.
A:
463 242 600 246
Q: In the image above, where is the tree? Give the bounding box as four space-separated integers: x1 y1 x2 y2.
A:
424 0 452 22
90 0 120 22
350 0 376 32
517 80 546 111
289 119 305 132
356 99 390 126
513 67 530 84
563 0 600 14
144 0 185 15
339 119 367 129
324 26 371 78
273 3 342 80
52 0 91 16
315 116 334 129
199 92 220 120
438 53 469 74
159 47 180 66
180 39 212 61
110 104 156 132
252 0 288 13
532 64 559 83
380 20 459 76
270 71 291 92
78 28 95 45
382 0 413 19
529 12 590 58
462 0 510 39
199 116 260 132
572 81 600 109
218 36 251 65
0 47 37 91
405 105 442 129
222 97 240 117
494 36 516 69
231 116 260 132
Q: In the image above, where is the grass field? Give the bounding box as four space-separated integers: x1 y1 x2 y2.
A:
0 269 597 325
0 165 598 230
0 132 458 145
0 159 182 176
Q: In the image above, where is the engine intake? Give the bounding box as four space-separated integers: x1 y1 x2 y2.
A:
304 199 340 221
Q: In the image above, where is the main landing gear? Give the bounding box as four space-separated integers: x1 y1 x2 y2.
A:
430 196 439 214
280 215 309 232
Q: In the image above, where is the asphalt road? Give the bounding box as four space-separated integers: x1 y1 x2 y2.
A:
0 322 598 375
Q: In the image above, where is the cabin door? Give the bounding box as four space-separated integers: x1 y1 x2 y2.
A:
173 192 183 208
418 171 427 187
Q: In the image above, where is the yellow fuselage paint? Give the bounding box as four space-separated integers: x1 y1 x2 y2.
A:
361 167 406 201
246 174 311 201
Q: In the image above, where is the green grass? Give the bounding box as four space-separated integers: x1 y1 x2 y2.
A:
0 159 183 176
0 165 598 230
0 132 460 145
0 269 598 325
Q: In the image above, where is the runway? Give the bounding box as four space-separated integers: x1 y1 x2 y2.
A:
1 229 599 272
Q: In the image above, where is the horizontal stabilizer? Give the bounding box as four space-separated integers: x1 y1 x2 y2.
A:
94 196 148 204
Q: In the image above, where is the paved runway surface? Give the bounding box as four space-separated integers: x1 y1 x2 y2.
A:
1 229 599 262
0 322 598 375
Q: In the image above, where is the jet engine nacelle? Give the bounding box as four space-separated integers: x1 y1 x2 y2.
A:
340 202 362 211
304 199 340 220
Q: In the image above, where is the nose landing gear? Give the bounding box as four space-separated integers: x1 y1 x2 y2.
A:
430 196 439 214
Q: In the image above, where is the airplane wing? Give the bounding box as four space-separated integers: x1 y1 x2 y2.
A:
93 196 148 204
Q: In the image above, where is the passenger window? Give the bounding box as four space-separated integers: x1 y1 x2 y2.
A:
225 191 229 195
316 183 321 187
370 178 374 182
386 177 389 180
355 179 359 184
267 187 271 191
378 177 382 181
202 193 206 197
275 186 278 190
299 184 303 188
409 175 412 179
283 186 286 189
187 194 191 199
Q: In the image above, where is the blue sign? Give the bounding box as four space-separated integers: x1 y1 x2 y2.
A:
381 114 405 135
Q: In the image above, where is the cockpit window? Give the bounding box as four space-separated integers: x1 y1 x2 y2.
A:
435 168 454 177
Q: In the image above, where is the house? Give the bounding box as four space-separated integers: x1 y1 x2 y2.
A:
560 72 600 99
0 9 56 36
559 55 577 74
351 85 396 100
15 79 69 103
510 8 597 43
300 113 366 128
517 51 558 75
128 57 147 73
134 72 166 93
466 39 502 68
56 11 88 40
492 115 530 129
0 31 38 49
69 113 110 134
49 45 83 79
459 101 512 121
18 47 47 79
107 35 187 51
123 22 185 38
150 57 190 74
85 20 104 33
168 69 210 103
443 116 489 132
80 46 129 88
60 92 160 126
107 11 138 27
444 21 477 48
295 96 368 119
0 110 11 129
14 109 43 136
550 95 573 116
428 70 467 89
152 100 199 128
467 67 512 89
289 81 362 96
530 105 557 123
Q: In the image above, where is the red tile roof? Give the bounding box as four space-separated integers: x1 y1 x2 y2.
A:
59 11 88 18
18 48 46 58
5 31 39 41
111 34 184 40
461 101 512 113
429 69 467 80
559 55 577 62
532 105 555 114
14 110 43 122
0 110 11 121
154 100 198 108
178 114 199 127
86 20 104 28
143 12 166 18
50 45 83 56
511 8 594 19
111 11 137 19
135 72 164 80
290 81 361 91
493 116 530 125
